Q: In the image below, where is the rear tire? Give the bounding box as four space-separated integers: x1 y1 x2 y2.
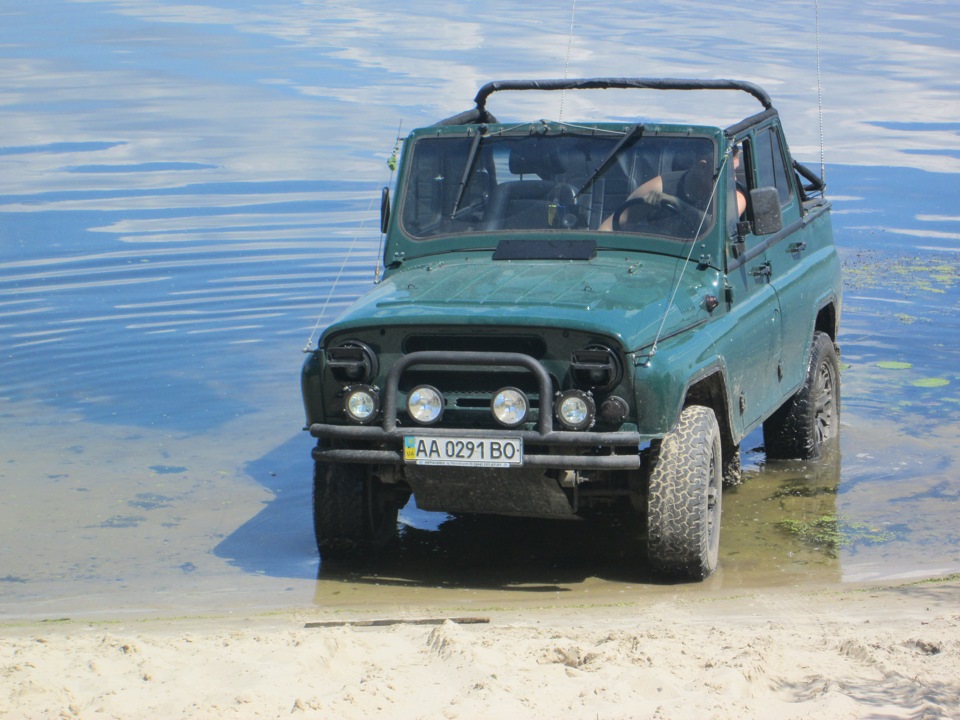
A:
764 331 840 460
646 405 722 580
312 461 399 560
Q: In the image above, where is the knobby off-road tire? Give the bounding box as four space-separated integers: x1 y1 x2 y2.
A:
646 405 722 580
312 461 399 561
763 331 841 460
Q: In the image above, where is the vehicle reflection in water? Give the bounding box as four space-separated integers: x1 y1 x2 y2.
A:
720 446 844 587
310 444 845 610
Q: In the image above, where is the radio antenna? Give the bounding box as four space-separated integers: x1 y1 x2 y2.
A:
815 0 826 181
558 0 577 122
646 148 732 362
302 222 365 353
302 124 402 353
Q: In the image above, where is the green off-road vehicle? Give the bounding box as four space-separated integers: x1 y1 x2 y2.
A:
301 78 841 580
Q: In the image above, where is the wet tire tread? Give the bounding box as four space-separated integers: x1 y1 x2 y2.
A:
646 405 722 580
312 462 397 559
764 331 840 460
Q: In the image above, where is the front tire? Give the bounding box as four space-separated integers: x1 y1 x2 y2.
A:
764 331 840 460
646 405 722 580
312 461 399 560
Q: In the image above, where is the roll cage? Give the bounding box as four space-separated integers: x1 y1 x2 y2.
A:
438 77 774 128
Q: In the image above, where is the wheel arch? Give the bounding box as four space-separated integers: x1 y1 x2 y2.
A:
814 297 840 342
682 369 741 485
684 368 734 437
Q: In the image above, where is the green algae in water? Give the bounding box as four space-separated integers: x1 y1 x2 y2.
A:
843 253 959 295
777 514 899 558
876 361 913 370
770 478 838 500
911 377 950 388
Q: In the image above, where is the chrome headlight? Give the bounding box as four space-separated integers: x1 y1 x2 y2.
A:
343 385 380 424
555 389 596 431
491 387 528 428
407 385 444 425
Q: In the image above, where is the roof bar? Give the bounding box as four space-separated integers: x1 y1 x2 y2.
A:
473 77 774 115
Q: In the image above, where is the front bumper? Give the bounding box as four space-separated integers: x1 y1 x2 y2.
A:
309 350 643 471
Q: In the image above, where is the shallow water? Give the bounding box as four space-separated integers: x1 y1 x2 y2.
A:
1 0 959 620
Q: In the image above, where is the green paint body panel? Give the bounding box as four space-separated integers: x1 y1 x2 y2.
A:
300 78 842 520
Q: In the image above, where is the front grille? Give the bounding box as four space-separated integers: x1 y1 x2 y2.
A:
400 369 541 395
403 334 547 358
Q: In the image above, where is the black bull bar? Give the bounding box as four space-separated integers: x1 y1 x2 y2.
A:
309 351 642 471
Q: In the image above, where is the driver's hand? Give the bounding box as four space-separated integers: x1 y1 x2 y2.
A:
642 190 678 206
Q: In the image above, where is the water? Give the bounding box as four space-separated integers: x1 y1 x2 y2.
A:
2 0 959 620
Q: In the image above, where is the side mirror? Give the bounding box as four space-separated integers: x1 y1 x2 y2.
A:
750 186 783 235
380 186 391 234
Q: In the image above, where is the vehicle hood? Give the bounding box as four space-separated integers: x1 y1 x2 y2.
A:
329 256 718 352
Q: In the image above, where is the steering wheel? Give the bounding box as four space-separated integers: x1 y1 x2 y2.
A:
550 182 580 228
611 195 680 232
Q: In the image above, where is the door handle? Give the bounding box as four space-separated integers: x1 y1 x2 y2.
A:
789 241 808 253
751 261 772 278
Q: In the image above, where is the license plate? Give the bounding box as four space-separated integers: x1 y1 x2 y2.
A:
403 436 523 467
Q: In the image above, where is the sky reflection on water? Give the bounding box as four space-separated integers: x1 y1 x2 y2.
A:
1 0 959 618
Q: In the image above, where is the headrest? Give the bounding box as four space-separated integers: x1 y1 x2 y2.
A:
508 140 567 178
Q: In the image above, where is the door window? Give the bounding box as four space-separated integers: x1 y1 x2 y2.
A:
753 127 793 206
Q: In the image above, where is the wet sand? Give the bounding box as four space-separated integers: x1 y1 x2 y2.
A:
3 577 958 719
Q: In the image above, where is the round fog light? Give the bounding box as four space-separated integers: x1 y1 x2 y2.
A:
407 385 444 425
343 385 380 424
491 387 528 428
555 389 596 431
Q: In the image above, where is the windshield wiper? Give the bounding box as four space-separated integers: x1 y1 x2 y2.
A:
450 128 485 218
574 123 644 198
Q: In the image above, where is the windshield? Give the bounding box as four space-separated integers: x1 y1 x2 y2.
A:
399 130 717 241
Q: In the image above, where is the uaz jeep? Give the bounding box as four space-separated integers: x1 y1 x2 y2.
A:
301 78 841 580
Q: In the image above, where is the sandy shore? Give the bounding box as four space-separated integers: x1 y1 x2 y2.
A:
2 578 958 719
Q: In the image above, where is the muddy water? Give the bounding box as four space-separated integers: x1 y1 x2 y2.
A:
2 1 959 620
